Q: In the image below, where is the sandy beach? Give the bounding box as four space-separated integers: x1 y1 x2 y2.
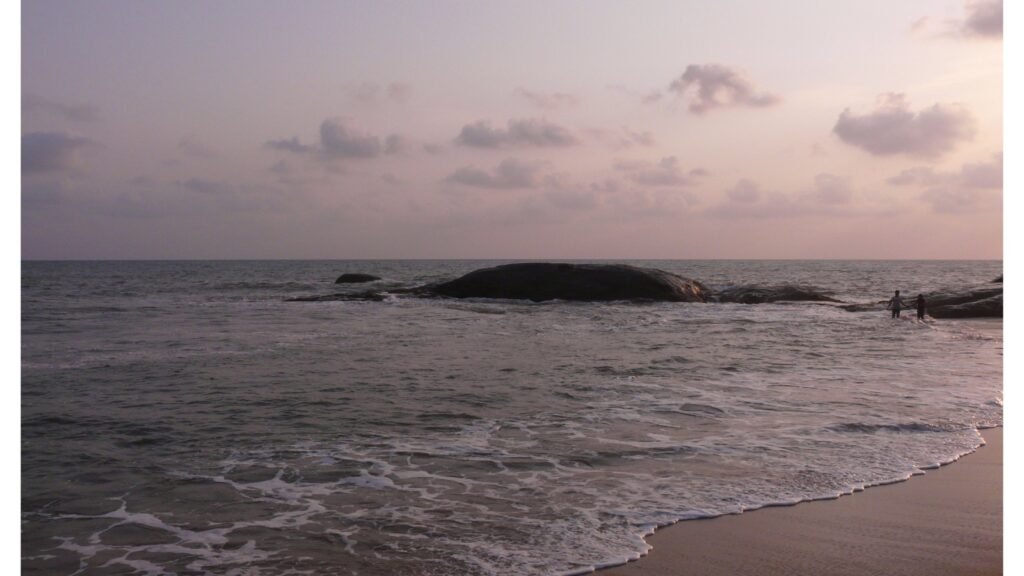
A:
601 428 1002 576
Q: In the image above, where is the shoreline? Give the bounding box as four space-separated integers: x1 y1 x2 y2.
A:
598 427 1002 576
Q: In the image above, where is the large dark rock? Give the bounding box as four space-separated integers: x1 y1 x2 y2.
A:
841 285 1003 318
929 295 1002 318
924 286 1002 318
714 285 839 304
335 273 381 284
426 263 709 302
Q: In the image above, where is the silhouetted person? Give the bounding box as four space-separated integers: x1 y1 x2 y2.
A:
888 290 906 319
916 294 926 320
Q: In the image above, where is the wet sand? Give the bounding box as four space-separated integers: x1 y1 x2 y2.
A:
601 428 1002 576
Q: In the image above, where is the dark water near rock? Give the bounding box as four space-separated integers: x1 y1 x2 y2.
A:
21 260 1002 575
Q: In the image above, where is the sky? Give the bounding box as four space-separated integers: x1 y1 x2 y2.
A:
19 0 1004 259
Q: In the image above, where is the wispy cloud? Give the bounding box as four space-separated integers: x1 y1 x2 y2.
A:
454 118 579 148
809 173 853 205
960 0 1002 37
266 119 404 162
668 64 780 114
320 119 383 158
22 93 99 123
708 174 859 219
384 134 410 155
22 131 96 174
266 137 313 154
615 156 703 187
833 93 974 158
178 135 219 159
887 153 1002 213
445 158 546 189
516 89 580 110
386 82 413 102
912 0 1002 39
347 82 413 104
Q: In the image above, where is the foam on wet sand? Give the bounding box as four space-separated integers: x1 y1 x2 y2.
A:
600 428 1002 576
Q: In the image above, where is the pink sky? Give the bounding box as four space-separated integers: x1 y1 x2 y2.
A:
20 0 1003 259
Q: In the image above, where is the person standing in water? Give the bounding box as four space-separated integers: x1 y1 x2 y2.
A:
916 294 926 321
887 290 906 318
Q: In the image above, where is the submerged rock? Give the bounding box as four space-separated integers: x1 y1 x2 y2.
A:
839 302 885 313
335 273 381 284
713 285 839 304
287 291 388 302
426 263 709 302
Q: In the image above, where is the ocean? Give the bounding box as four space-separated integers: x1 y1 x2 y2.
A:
21 260 1003 575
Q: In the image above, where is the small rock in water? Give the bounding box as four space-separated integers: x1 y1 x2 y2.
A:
288 291 387 302
335 273 381 284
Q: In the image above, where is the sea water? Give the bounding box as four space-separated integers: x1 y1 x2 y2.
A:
21 260 1002 575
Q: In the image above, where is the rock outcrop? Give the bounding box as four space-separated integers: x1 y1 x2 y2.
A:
426 263 709 302
929 295 1002 318
924 286 1002 318
335 273 381 284
840 285 1002 318
290 264 1001 318
713 285 839 304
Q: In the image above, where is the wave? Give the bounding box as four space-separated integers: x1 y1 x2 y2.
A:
828 421 965 434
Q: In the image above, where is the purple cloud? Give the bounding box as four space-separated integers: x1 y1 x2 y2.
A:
833 93 975 158
516 89 580 110
961 0 1002 37
710 174 857 218
614 129 656 149
22 131 95 173
616 156 699 187
266 119 406 161
455 118 579 148
445 158 545 189
265 137 313 154
887 153 1002 212
320 119 381 158
960 154 1003 188
886 167 941 187
668 64 780 114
